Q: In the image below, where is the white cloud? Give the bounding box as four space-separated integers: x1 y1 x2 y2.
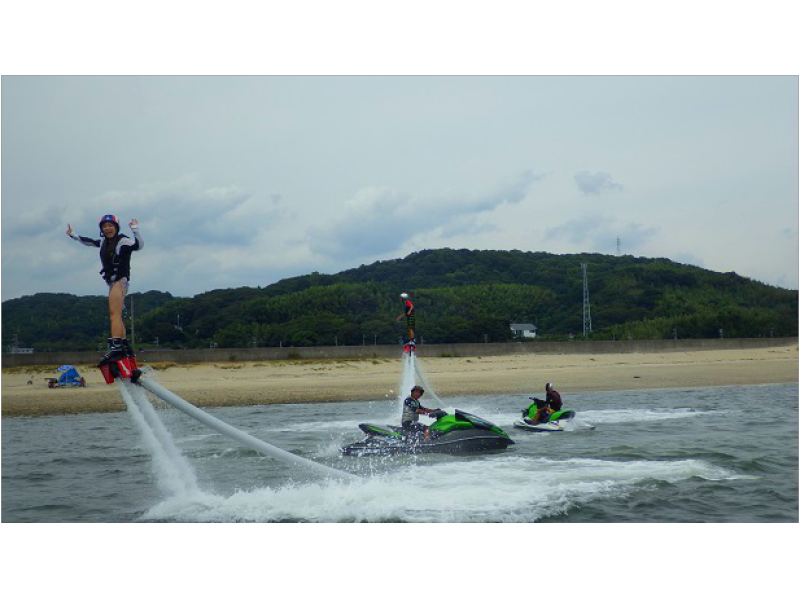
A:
574 170 624 195
545 213 659 253
1 176 298 298
307 170 542 261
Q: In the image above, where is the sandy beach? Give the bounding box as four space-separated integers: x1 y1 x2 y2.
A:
2 344 797 417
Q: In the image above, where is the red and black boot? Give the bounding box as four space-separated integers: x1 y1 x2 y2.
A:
99 338 141 384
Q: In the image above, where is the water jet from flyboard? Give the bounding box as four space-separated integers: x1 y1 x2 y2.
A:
135 377 356 481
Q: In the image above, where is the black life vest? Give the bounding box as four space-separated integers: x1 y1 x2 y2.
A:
99 234 132 283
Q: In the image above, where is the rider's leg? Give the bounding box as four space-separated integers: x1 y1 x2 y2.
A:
108 281 127 338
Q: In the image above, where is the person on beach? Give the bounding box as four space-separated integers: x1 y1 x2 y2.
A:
397 292 416 349
401 385 437 440
67 215 143 364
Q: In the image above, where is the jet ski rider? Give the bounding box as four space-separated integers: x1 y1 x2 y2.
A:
545 382 562 411
402 385 437 440
526 382 563 424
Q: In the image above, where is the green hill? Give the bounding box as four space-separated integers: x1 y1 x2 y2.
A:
2 290 174 352
3 249 796 351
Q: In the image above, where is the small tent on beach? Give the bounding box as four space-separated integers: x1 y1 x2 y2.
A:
55 365 85 388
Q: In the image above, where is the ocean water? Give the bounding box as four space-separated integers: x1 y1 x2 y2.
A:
2 380 797 523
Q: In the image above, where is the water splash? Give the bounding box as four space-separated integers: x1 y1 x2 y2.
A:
581 408 704 424
138 455 742 523
117 380 201 498
413 356 448 409
394 352 418 420
137 377 355 480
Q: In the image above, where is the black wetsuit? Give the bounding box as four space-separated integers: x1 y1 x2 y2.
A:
72 230 143 284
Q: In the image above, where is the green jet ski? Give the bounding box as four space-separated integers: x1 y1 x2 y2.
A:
341 409 514 456
514 398 591 432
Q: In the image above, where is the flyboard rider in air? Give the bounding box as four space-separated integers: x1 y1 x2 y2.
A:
397 292 416 353
67 215 143 383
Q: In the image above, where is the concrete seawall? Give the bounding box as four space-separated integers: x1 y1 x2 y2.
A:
2 337 796 368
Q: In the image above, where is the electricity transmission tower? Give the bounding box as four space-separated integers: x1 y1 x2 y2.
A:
582 263 592 336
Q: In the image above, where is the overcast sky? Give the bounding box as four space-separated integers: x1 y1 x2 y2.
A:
1 75 797 301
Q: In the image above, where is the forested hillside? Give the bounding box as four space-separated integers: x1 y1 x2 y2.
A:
2 291 174 352
3 249 796 351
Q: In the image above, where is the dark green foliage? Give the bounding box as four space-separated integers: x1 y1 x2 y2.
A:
3 250 796 350
1 290 174 351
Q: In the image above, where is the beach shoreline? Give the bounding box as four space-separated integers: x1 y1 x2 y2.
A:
2 344 797 417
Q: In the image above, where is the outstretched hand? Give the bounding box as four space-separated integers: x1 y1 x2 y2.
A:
66 224 73 236
129 219 139 229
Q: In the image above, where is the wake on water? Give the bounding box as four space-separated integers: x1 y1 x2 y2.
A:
122 354 461 519
125 354 423 486
117 356 748 522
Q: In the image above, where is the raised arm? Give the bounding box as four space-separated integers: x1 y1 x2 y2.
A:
129 219 143 250
66 224 100 247
117 220 144 254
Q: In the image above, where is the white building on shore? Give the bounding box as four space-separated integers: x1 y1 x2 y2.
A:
510 323 537 339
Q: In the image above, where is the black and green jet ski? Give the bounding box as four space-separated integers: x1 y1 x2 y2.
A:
341 409 514 456
514 398 593 432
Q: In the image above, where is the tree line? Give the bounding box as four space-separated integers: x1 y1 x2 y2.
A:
3 249 796 351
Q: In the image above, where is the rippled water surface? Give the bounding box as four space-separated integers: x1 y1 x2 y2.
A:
2 382 797 522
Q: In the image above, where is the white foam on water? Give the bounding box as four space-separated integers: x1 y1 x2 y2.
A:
279 418 386 434
125 356 741 522
206 447 240 459
174 433 221 445
138 455 742 522
117 381 202 499
315 439 352 459
580 408 705 424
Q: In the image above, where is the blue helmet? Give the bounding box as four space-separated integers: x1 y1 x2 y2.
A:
99 214 120 233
